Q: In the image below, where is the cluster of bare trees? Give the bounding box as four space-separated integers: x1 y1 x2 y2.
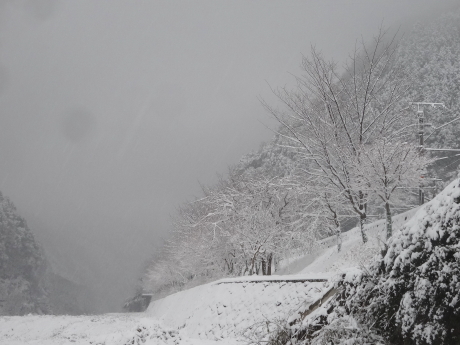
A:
145 166 325 294
144 30 435 296
264 29 431 244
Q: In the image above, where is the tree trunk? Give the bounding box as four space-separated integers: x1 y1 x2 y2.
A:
336 227 342 252
358 192 368 243
385 201 392 240
225 259 233 274
360 214 368 243
249 255 256 275
243 261 249 276
267 253 273 275
261 258 267 275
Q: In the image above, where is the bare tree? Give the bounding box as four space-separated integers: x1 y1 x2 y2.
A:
351 138 431 240
202 169 318 276
264 28 412 243
283 162 351 252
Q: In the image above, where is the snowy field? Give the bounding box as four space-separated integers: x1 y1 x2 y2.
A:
0 313 242 345
0 210 416 344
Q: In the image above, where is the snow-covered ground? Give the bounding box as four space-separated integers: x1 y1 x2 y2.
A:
304 207 420 274
0 209 417 344
0 313 242 345
0 278 332 345
147 276 332 341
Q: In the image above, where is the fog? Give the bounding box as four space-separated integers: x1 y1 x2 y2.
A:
0 0 454 311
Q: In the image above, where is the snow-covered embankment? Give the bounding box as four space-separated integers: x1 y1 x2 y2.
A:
147 275 332 341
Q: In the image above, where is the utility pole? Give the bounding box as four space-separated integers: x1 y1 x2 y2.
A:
409 102 445 205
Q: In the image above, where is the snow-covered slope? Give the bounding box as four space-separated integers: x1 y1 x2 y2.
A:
0 207 418 344
318 206 420 250
0 277 332 344
147 275 332 341
296 178 460 344
303 207 420 274
145 206 420 342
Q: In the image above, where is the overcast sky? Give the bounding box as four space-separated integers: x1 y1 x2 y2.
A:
0 0 453 311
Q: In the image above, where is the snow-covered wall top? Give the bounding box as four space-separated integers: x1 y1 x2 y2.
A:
147 277 332 341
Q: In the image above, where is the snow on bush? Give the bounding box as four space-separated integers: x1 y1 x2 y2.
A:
296 178 460 345
307 315 386 345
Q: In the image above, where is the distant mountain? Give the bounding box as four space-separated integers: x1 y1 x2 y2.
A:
396 7 460 183
45 272 96 315
0 191 94 315
0 191 49 315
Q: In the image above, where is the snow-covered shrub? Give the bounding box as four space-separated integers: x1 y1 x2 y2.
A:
256 311 385 345
301 178 460 345
243 318 292 345
308 315 386 345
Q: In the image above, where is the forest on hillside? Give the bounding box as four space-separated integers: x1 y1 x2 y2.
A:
137 8 460 310
0 191 95 315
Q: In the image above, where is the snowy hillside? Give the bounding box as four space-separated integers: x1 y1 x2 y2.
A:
142 208 421 343
303 207 420 274
0 205 419 344
291 178 460 344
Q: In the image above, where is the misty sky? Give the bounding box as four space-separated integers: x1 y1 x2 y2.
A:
0 0 452 311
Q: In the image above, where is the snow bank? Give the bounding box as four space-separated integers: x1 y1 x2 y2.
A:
147 276 332 341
